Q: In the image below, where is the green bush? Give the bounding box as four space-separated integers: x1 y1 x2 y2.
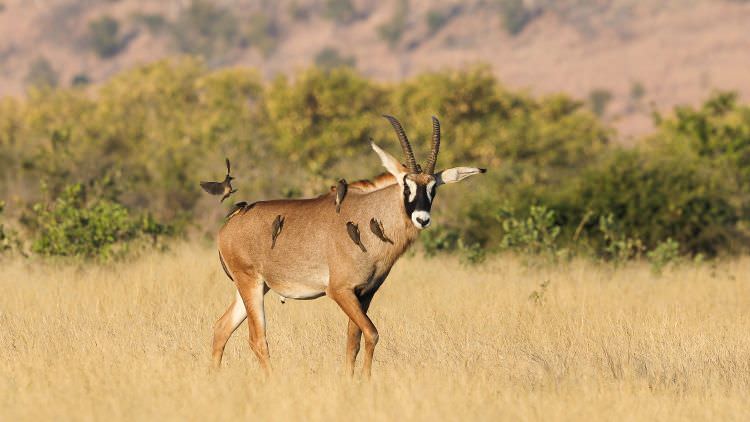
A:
25 57 58 89
596 213 644 264
88 16 125 58
559 149 740 255
27 183 172 259
264 67 386 176
499 205 560 256
171 1 239 58
653 92 750 191
0 201 23 255
4 61 750 260
589 88 613 117
378 0 408 48
71 73 91 87
647 238 681 274
459 239 487 266
498 0 535 35
426 8 458 35
420 226 460 257
243 13 280 56
314 47 356 69
132 12 167 34
324 0 358 24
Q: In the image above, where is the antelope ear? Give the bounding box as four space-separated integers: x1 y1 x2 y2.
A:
435 167 487 185
371 142 408 180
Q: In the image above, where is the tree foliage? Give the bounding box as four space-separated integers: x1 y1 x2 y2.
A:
2 62 750 259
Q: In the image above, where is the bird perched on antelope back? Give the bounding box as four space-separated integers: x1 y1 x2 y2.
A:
200 158 236 203
334 179 348 213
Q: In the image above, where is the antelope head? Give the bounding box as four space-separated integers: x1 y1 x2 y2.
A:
373 115 487 229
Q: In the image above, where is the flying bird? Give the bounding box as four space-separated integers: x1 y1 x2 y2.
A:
369 218 394 244
200 158 236 203
346 222 367 253
271 215 285 249
334 179 348 213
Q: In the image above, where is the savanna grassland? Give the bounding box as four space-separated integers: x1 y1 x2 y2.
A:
2 244 750 421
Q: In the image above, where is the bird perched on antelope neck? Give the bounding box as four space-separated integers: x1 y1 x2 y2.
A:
200 158 236 203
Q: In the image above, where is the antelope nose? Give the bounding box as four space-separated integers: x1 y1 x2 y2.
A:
416 216 430 227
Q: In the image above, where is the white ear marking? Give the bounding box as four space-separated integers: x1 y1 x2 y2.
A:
371 142 407 183
435 167 487 185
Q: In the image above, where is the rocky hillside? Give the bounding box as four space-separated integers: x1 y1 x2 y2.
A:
1 0 750 139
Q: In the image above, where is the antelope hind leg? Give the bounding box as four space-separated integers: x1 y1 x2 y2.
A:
236 275 272 375
211 289 247 369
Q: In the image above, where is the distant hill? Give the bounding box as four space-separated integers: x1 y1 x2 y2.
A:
1 0 750 139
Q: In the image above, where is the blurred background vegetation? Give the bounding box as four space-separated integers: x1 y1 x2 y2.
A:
2 58 750 264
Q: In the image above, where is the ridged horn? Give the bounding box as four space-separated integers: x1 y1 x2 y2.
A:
383 114 419 173
425 116 441 174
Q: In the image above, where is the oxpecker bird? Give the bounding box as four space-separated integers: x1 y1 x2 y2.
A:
335 179 348 213
346 222 367 252
369 218 394 244
200 158 236 203
271 215 285 249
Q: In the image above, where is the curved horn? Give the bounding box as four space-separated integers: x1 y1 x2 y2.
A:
424 116 441 174
383 115 418 173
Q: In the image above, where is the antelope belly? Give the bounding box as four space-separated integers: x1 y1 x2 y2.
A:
264 268 329 300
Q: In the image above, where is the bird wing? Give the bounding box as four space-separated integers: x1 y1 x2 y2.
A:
200 181 225 195
370 219 380 235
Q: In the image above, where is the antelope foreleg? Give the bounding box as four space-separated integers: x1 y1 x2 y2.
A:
331 289 379 379
345 293 374 377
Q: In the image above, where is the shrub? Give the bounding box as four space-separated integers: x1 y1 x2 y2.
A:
132 13 167 34
171 0 239 58
498 0 535 35
378 0 409 48
71 73 91 87
289 2 311 21
314 47 356 69
630 81 645 102
589 88 612 117
561 149 740 255
25 57 58 89
459 240 487 265
647 238 681 274
324 0 358 24
28 183 172 259
498 205 560 256
420 226 460 256
243 13 280 57
653 91 750 192
264 67 386 175
426 8 457 35
0 201 23 255
88 16 125 58
597 213 644 264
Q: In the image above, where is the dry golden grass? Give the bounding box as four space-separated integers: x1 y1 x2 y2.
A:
2 244 750 421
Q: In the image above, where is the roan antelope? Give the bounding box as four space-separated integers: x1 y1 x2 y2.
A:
211 115 486 377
